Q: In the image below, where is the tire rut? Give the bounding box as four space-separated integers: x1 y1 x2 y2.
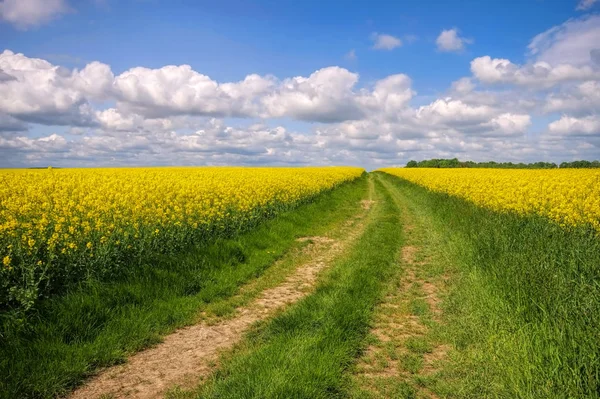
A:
69 185 374 399
351 175 449 399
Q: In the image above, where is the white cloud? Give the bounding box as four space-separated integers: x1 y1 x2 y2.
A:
548 115 600 136
0 50 109 126
416 98 495 126
528 15 600 67
544 80 600 114
261 67 365 122
576 0 598 10
0 0 69 29
2 19 600 171
451 77 475 94
112 65 274 118
471 55 600 87
0 133 67 152
482 113 531 136
358 74 415 119
73 61 115 99
371 33 403 50
436 28 471 52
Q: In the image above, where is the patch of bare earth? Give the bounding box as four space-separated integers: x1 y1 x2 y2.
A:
70 201 372 399
360 199 375 210
352 211 448 398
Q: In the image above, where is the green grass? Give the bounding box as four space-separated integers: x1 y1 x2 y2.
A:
0 177 368 399
174 174 405 399
378 172 600 398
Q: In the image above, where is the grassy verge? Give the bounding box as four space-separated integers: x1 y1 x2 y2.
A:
0 177 368 399
175 174 405 399
378 172 600 398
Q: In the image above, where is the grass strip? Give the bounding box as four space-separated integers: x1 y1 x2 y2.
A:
0 177 368 399
379 172 600 398
183 174 405 399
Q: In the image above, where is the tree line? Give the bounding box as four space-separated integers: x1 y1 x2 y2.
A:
405 158 600 169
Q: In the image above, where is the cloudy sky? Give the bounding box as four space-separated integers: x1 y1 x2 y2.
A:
1 0 599 168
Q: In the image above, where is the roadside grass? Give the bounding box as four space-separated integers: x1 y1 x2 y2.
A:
379 172 600 398
172 174 405 399
0 177 368 399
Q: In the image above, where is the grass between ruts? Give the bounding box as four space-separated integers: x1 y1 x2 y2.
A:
376 172 600 398
0 176 368 399
171 174 406 399
346 173 451 399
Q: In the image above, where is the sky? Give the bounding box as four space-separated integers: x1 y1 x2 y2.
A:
0 0 599 169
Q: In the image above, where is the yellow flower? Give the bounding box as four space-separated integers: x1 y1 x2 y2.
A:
2 256 10 268
379 168 600 231
0 166 364 282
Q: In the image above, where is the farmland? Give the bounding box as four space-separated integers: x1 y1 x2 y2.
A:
380 168 600 230
0 168 599 398
0 167 363 316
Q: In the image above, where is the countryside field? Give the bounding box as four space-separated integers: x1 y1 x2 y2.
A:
2 1 600 398
0 166 599 399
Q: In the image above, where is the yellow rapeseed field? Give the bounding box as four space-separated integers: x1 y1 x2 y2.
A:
380 168 600 231
0 166 363 311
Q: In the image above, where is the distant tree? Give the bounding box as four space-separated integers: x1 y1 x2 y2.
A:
401 158 585 169
559 160 600 168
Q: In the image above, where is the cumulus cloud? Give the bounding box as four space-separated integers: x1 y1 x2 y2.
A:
412 98 531 137
371 33 403 50
3 9 600 171
471 55 600 87
112 65 274 118
482 113 531 136
0 68 16 82
357 74 415 120
0 0 69 29
0 133 67 153
96 109 166 132
417 98 494 126
436 28 472 52
470 16 600 91
548 115 600 136
528 15 600 67
544 80 600 114
261 67 365 122
0 50 111 125
450 77 475 94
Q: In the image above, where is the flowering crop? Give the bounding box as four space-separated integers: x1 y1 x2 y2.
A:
0 167 363 313
380 168 600 231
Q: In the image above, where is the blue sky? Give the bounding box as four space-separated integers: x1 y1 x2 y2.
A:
0 0 599 168
1 1 580 84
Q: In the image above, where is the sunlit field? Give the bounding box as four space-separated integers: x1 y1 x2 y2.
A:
0 167 363 314
1 167 599 399
380 168 600 231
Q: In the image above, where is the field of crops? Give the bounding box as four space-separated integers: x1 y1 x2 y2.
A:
0 167 363 314
380 168 600 231
1 167 599 399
